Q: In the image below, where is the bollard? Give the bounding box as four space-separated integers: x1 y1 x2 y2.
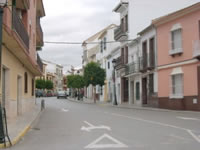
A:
41 99 45 111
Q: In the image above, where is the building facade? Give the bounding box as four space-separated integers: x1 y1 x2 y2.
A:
153 2 200 111
1 0 45 119
43 60 63 92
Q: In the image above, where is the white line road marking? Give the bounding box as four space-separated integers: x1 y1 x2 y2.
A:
111 113 200 144
187 130 200 143
176 116 200 121
85 134 128 149
81 121 111 132
62 108 69 112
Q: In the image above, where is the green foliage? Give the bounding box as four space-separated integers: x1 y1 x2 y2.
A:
67 75 85 89
84 62 106 87
45 80 54 90
36 79 46 89
35 79 53 90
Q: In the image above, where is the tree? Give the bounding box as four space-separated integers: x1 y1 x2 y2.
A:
67 75 85 99
84 62 106 103
36 79 46 89
45 80 54 90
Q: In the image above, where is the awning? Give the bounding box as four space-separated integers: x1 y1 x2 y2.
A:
171 67 183 75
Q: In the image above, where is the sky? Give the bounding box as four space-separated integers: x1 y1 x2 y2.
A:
39 0 200 74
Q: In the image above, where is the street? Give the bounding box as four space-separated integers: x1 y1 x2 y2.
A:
7 97 200 150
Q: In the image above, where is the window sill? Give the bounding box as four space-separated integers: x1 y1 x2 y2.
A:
169 48 183 56
169 95 184 99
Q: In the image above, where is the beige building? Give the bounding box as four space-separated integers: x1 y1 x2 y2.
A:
1 0 45 119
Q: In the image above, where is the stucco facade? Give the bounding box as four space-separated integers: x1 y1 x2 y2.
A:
153 3 200 110
1 0 45 119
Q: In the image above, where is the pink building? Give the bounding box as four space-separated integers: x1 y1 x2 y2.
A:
153 3 200 111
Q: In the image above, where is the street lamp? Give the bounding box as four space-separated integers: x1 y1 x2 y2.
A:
0 0 8 145
112 59 118 105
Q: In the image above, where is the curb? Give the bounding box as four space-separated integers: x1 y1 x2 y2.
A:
68 98 200 114
0 108 44 148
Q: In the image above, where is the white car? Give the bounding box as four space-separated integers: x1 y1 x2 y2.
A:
57 91 67 99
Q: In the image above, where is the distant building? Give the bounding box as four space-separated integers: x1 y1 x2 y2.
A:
43 60 64 91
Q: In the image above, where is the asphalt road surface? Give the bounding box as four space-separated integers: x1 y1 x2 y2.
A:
7 97 200 150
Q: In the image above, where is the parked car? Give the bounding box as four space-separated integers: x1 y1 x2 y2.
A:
46 91 53 97
57 91 67 99
35 90 43 97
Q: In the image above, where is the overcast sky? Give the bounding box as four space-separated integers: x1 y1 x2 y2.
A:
39 0 200 74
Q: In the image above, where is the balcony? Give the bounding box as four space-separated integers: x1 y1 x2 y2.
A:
125 61 140 76
12 8 29 50
193 40 200 60
114 26 128 41
37 54 43 72
139 57 148 73
36 18 44 49
115 56 126 70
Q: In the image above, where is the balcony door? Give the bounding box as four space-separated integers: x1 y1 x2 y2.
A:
142 41 147 70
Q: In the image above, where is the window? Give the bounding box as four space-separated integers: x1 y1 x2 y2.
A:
171 74 183 98
149 38 155 68
121 18 125 32
125 15 128 32
170 29 182 55
24 72 28 93
199 20 200 39
136 82 140 100
108 62 110 69
125 46 128 64
103 37 107 50
32 79 34 96
100 40 103 53
121 48 124 64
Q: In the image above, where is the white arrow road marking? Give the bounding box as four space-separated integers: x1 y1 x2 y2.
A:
176 116 200 121
81 121 111 132
85 134 128 149
62 108 69 112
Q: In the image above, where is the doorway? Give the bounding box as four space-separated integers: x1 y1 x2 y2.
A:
142 77 148 104
2 68 9 109
131 81 134 104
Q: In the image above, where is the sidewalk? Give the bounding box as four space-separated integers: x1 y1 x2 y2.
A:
0 103 43 148
68 97 200 114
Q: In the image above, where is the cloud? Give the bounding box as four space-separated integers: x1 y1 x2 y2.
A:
39 0 200 74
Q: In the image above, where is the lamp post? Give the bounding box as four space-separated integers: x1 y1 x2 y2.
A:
112 59 118 105
0 0 7 144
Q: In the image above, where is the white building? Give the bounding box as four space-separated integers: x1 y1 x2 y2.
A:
96 24 120 102
43 60 63 91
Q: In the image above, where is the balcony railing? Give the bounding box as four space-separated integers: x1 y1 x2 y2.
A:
36 18 44 47
37 54 43 72
193 40 200 60
139 57 148 72
114 56 124 69
114 26 127 41
125 61 140 75
12 8 29 50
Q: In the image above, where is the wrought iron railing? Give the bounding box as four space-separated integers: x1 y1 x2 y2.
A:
12 8 29 50
125 61 140 75
36 18 44 46
114 26 127 41
37 54 43 72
